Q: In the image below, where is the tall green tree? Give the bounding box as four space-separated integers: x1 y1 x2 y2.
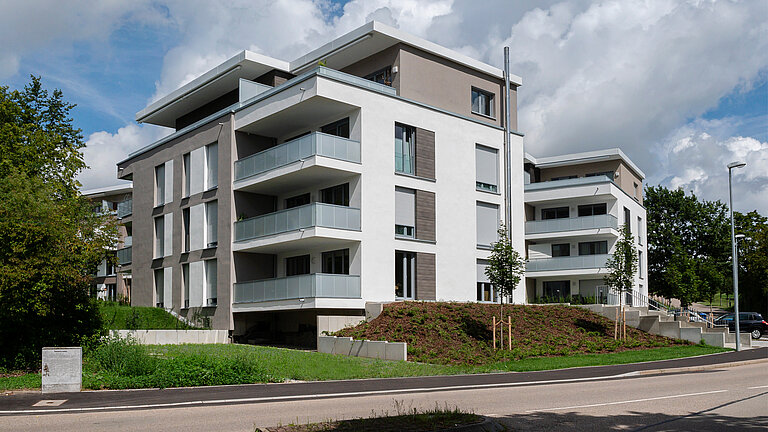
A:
485 224 526 321
735 211 768 316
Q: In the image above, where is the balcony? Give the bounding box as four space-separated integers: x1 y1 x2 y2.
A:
235 203 360 243
525 214 618 235
117 199 132 218
234 273 361 304
526 254 609 273
234 132 360 184
116 246 132 266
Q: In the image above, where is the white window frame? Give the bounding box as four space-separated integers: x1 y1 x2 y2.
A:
471 87 495 118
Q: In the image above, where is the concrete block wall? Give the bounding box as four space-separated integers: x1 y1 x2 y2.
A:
113 330 229 344
318 335 407 361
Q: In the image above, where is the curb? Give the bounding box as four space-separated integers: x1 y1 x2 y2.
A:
436 416 504 432
635 357 768 376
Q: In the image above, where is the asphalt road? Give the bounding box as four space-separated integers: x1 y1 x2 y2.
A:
2 348 766 431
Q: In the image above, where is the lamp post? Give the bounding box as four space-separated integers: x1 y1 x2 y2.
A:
728 161 746 350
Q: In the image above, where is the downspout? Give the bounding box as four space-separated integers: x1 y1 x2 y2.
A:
503 47 512 239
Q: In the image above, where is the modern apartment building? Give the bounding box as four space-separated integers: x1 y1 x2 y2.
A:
115 22 525 344
522 149 648 304
82 185 133 302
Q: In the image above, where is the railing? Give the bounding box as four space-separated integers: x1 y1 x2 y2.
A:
234 203 360 242
524 175 612 192
526 254 610 272
316 67 398 95
117 199 132 218
525 214 618 234
234 132 361 181
234 273 361 303
116 246 132 265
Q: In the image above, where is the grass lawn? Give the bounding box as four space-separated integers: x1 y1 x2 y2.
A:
99 302 194 330
0 343 727 391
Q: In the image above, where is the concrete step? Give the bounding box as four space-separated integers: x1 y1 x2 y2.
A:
725 332 753 347
658 321 682 339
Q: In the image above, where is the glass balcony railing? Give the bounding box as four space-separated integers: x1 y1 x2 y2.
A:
116 246 132 265
234 202 361 242
117 199 132 218
234 132 361 181
524 175 612 192
234 273 361 304
526 254 610 272
525 214 618 234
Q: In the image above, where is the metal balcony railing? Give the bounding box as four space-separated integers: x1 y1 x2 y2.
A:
117 199 132 218
116 246 132 265
234 273 361 303
234 203 360 242
234 132 361 181
525 214 618 234
526 254 610 272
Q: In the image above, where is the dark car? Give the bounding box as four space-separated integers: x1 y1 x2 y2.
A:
714 312 768 339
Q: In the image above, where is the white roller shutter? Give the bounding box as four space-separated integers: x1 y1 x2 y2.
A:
477 259 490 283
163 213 173 257
190 204 205 251
164 160 174 204
189 261 204 308
395 187 415 227
190 147 205 196
206 143 218 189
475 145 498 188
476 202 499 247
163 267 173 310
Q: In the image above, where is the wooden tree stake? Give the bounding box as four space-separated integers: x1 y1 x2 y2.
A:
492 316 496 349
508 316 512 350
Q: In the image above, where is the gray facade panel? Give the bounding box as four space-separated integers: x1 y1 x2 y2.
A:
415 190 436 242
415 252 436 301
415 128 435 180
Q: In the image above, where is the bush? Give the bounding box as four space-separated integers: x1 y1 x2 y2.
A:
86 336 157 376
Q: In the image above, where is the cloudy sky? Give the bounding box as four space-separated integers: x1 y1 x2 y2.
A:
2 0 766 213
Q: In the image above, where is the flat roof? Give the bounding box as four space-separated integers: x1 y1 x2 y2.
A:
525 148 646 180
81 183 132 198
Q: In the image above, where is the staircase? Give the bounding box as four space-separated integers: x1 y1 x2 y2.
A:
576 304 752 349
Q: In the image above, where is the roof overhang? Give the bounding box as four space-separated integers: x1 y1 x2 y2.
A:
526 148 646 180
81 183 132 199
136 51 290 127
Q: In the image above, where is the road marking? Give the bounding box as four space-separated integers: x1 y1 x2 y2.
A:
525 389 728 412
0 372 638 415
747 385 768 390
32 400 67 407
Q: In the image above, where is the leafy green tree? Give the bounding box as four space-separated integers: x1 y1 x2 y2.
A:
485 224 526 321
604 224 639 301
735 211 768 316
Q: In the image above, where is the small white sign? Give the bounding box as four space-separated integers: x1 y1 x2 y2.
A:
41 347 81 394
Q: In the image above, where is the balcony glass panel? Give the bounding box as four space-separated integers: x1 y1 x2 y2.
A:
117 199 132 218
234 132 361 181
234 274 361 303
116 246 132 265
526 254 609 272
234 203 360 242
524 175 612 192
525 214 618 234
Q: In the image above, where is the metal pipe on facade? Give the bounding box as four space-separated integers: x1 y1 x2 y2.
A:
503 47 512 238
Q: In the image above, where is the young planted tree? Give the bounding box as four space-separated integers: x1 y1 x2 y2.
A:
485 224 526 325
604 224 638 340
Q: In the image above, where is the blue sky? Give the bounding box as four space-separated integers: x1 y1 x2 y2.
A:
2 0 766 213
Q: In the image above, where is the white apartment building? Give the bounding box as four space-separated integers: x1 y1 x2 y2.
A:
523 149 648 305
115 22 526 345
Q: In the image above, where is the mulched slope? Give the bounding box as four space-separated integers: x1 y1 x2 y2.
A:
334 302 688 365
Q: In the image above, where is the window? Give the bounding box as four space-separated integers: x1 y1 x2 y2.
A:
182 263 190 308
585 171 614 178
624 207 631 234
476 144 499 192
543 281 569 298
634 182 640 200
364 67 392 86
477 260 498 302
154 216 164 258
471 88 494 117
637 216 643 244
205 259 217 306
183 208 190 252
155 164 165 206
321 183 350 206
105 252 116 275
395 187 415 238
322 249 349 275
286 255 310 276
320 118 350 138
542 206 569 220
639 251 644 279
183 153 191 197
205 143 218 190
578 241 608 255
578 203 607 217
154 269 164 308
552 243 571 257
395 123 415 174
285 193 310 209
205 201 217 248
476 202 500 247
551 175 578 181
395 251 416 299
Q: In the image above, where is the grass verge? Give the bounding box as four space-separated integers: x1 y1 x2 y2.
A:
99 302 194 330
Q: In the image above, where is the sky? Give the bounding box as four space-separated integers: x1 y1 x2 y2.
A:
1 0 766 214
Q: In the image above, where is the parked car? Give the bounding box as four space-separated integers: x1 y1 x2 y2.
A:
714 312 768 339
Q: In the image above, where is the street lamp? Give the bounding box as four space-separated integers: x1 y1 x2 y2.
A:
728 161 746 350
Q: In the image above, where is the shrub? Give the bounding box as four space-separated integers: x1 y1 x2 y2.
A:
86 336 157 377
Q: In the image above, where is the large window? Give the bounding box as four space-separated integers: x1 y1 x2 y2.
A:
395 251 416 299
578 241 608 255
471 88 494 117
322 249 349 275
205 143 218 190
286 255 310 276
395 187 415 238
476 202 500 247
585 171 614 178
624 207 631 234
182 263 190 308
637 216 643 244
155 164 165 206
395 123 415 174
154 216 164 258
364 67 392 86
183 153 191 198
578 203 607 217
476 144 499 192
205 259 217 306
183 208 190 252
285 193 310 209
639 251 644 279
552 243 571 257
477 260 498 302
154 269 164 308
205 200 217 248
320 118 350 138
543 280 569 298
321 183 350 206
542 206 569 220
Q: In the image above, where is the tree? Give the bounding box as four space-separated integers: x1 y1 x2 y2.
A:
604 224 638 339
485 224 526 323
0 77 114 369
735 211 768 316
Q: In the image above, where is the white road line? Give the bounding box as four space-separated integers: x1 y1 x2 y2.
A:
525 389 728 413
747 385 768 390
0 372 637 415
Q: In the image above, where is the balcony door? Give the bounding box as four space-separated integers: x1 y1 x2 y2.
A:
395 251 416 299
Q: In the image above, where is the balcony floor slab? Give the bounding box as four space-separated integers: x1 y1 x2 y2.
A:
233 227 361 253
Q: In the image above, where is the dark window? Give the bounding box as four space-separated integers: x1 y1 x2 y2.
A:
578 203 607 217
285 193 310 209
471 88 494 117
552 244 571 257
578 241 608 255
364 67 392 86
320 118 350 138
284 131 311 143
395 123 416 174
322 249 349 275
551 175 578 181
286 255 310 276
543 281 569 298
182 208 190 252
542 206 569 220
585 171 614 178
477 282 497 302
395 251 416 299
321 183 349 206
624 207 632 234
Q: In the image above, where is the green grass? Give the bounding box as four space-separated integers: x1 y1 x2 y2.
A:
0 371 41 391
0 342 729 391
99 302 194 330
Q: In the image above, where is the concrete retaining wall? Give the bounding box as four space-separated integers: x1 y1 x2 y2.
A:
113 330 229 345
318 335 407 361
